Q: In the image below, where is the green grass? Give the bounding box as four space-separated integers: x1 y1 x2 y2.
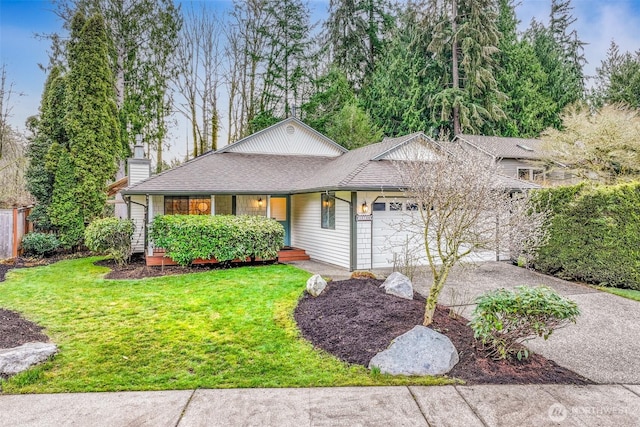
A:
0 258 451 393
596 286 640 302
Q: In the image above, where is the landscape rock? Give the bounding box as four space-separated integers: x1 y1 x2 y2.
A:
369 326 459 376
306 274 327 297
381 272 413 300
0 342 58 376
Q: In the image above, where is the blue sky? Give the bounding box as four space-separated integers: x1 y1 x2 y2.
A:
1 0 639 159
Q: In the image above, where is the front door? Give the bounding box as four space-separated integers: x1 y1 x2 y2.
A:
270 196 290 246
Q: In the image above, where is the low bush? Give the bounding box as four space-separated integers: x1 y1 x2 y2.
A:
531 182 640 290
149 215 285 266
469 286 580 360
21 232 60 257
84 218 135 265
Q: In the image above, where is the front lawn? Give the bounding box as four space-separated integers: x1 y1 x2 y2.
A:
0 258 449 393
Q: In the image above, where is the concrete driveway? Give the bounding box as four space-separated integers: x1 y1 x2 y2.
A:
291 260 640 384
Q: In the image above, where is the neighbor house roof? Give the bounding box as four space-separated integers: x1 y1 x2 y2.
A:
122 128 538 196
455 134 543 160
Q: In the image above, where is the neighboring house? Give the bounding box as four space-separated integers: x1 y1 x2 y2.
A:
454 134 570 185
121 118 537 270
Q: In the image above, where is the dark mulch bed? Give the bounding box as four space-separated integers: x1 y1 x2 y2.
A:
294 278 592 385
96 254 277 280
0 309 50 349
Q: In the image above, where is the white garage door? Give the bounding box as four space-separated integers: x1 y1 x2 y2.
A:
371 200 427 269
371 200 502 269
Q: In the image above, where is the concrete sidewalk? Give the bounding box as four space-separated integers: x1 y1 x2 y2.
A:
1 385 639 426
289 260 640 385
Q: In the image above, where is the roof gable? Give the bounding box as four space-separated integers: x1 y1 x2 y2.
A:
371 132 441 161
217 117 347 157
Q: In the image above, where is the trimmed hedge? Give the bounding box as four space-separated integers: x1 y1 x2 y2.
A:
532 182 640 290
149 215 285 266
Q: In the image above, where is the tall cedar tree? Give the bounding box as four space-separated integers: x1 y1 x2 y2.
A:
362 3 444 136
325 0 393 89
25 66 67 231
49 12 120 247
427 0 506 138
495 0 556 137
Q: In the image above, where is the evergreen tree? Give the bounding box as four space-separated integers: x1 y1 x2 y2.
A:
324 0 393 88
592 41 640 109
325 102 383 149
301 67 356 135
427 0 506 138
524 0 585 126
260 0 312 118
25 66 67 231
48 12 120 246
362 4 443 136
495 0 556 137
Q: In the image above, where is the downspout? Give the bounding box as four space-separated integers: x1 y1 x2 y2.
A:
124 195 148 255
350 192 357 272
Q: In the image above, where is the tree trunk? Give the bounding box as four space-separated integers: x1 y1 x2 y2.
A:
423 268 451 325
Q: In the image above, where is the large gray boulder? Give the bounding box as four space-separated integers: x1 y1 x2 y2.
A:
381 272 413 300
306 274 327 297
0 342 58 376
369 326 459 376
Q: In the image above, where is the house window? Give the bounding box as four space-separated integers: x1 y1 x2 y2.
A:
517 167 545 182
406 202 418 211
164 196 211 215
389 202 403 211
373 202 386 211
321 193 335 229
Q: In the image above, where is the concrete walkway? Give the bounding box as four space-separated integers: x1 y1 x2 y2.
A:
1 384 639 426
288 260 640 384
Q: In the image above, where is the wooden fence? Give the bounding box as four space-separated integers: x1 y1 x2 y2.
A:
0 207 32 260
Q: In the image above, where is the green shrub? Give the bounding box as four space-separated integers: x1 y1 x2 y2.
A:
531 182 640 290
21 232 60 257
469 286 580 360
149 215 285 266
84 218 135 265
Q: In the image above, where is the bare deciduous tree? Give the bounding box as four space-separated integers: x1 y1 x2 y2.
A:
396 142 547 325
174 5 223 158
542 103 640 183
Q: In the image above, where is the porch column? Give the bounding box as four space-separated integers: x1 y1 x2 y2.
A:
147 195 154 257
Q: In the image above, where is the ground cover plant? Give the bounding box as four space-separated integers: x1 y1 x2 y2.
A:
0 257 448 393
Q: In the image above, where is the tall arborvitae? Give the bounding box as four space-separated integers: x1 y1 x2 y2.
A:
25 65 67 231
427 0 506 138
49 12 120 246
495 0 556 137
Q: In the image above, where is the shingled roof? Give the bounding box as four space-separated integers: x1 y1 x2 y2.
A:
122 130 538 195
455 134 543 160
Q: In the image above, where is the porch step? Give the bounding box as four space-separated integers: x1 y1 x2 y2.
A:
277 247 310 262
